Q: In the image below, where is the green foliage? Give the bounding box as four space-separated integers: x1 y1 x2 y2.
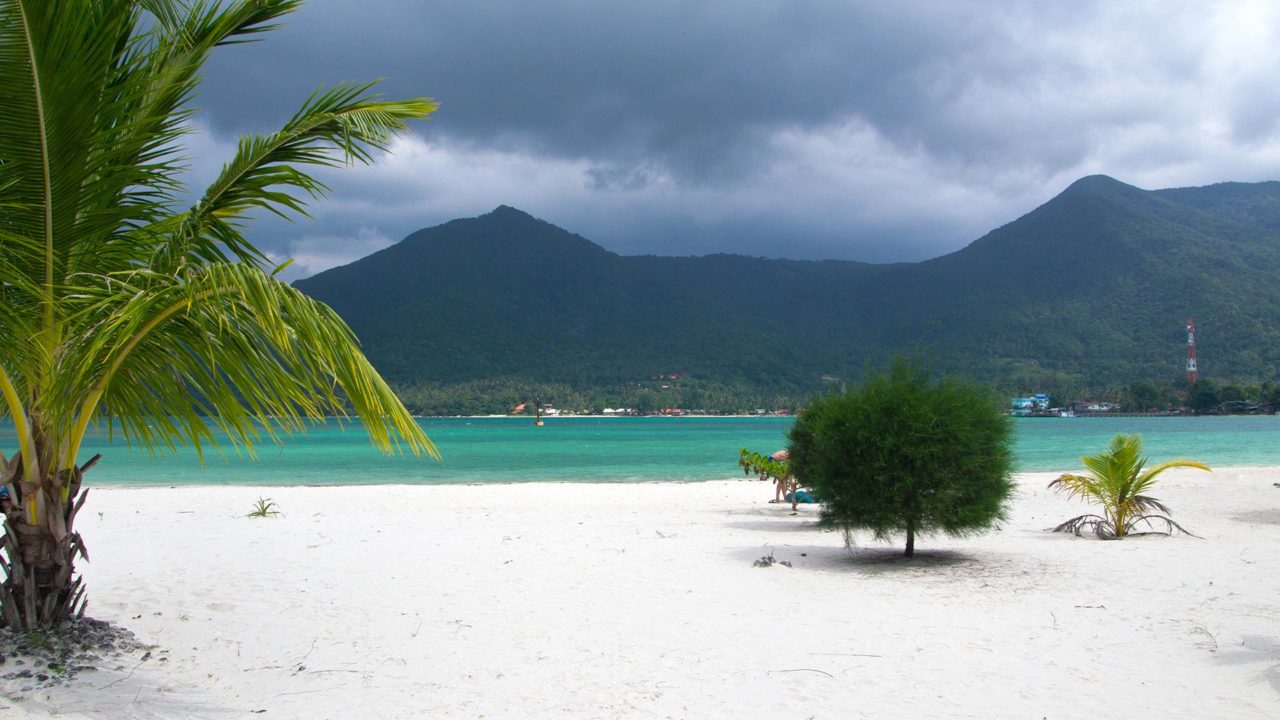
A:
1049 434 1210 539
738 448 797 507
788 357 1015 557
1188 380 1221 413
738 448 789 484
246 497 282 519
1121 381 1178 412
391 377 802 416
296 178 1280 410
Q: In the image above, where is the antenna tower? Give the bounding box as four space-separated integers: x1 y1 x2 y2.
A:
1185 319 1198 383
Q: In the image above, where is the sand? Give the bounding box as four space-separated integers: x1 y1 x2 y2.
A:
3 467 1280 719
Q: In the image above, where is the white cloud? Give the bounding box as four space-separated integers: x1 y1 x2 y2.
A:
270 226 397 282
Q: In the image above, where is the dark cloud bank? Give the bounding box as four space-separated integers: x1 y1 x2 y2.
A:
190 0 1280 277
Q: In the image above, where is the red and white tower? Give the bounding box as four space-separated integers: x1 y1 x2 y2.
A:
1185 318 1198 383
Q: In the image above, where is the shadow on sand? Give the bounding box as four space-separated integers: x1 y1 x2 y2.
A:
720 504 823 533
723 517 823 533
730 541 977 574
1212 635 1280 695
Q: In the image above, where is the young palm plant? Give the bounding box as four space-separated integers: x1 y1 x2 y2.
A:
0 0 438 629
1049 434 1210 539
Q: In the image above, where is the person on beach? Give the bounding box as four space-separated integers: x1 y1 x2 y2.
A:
768 450 790 503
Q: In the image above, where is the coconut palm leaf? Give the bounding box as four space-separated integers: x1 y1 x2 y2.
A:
152 83 436 272
55 262 438 464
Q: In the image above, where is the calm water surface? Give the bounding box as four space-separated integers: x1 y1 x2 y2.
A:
1 415 1277 486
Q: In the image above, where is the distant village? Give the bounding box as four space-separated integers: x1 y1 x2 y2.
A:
1010 394 1117 418
515 404 793 418
1010 392 1276 417
1011 320 1278 416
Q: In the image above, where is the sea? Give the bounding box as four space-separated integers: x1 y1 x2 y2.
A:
2 415 1278 487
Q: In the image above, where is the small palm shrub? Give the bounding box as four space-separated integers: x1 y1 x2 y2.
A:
246 497 282 519
1049 434 1210 539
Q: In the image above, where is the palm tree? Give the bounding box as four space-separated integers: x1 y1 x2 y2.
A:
0 0 438 630
1049 434 1210 539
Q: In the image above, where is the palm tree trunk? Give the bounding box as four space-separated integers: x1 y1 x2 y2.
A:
904 517 916 558
0 455 94 630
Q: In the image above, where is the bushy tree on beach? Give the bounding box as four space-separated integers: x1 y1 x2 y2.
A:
1049 434 1209 539
0 0 437 630
788 358 1014 557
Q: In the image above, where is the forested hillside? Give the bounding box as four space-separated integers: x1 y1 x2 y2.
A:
295 176 1280 413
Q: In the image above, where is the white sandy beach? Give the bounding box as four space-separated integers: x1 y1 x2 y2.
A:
4 468 1280 719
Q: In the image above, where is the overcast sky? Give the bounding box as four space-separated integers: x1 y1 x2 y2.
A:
190 0 1280 278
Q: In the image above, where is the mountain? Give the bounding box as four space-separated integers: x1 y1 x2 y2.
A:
294 177 1280 409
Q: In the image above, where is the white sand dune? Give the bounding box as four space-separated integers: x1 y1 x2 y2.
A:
4 468 1280 718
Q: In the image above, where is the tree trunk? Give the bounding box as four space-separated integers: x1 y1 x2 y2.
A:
904 517 915 558
0 454 96 630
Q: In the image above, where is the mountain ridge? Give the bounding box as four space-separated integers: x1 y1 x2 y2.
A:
295 175 1280 409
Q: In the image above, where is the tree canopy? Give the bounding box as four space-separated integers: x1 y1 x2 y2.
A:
788 358 1014 557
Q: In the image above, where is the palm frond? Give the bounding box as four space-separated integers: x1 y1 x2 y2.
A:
1051 513 1116 539
1123 515 1198 538
0 0 190 288
0 0 133 270
151 83 436 271
1136 458 1212 491
6 0 316 284
58 263 438 462
140 0 303 44
1046 472 1103 504
1129 494 1171 516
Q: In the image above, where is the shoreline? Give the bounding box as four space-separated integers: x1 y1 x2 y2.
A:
6 468 1280 718
64 461 1280 489
432 413 1280 419
69 465 1280 490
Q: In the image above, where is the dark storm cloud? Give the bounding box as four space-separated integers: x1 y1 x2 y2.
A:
186 0 1280 275
202 2 961 166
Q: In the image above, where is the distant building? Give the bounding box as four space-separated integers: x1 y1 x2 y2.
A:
1011 394 1051 416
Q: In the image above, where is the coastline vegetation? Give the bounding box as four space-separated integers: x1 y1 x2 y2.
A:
387 376 1280 417
391 377 807 416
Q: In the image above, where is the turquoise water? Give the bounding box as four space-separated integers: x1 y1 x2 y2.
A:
1 415 1278 486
